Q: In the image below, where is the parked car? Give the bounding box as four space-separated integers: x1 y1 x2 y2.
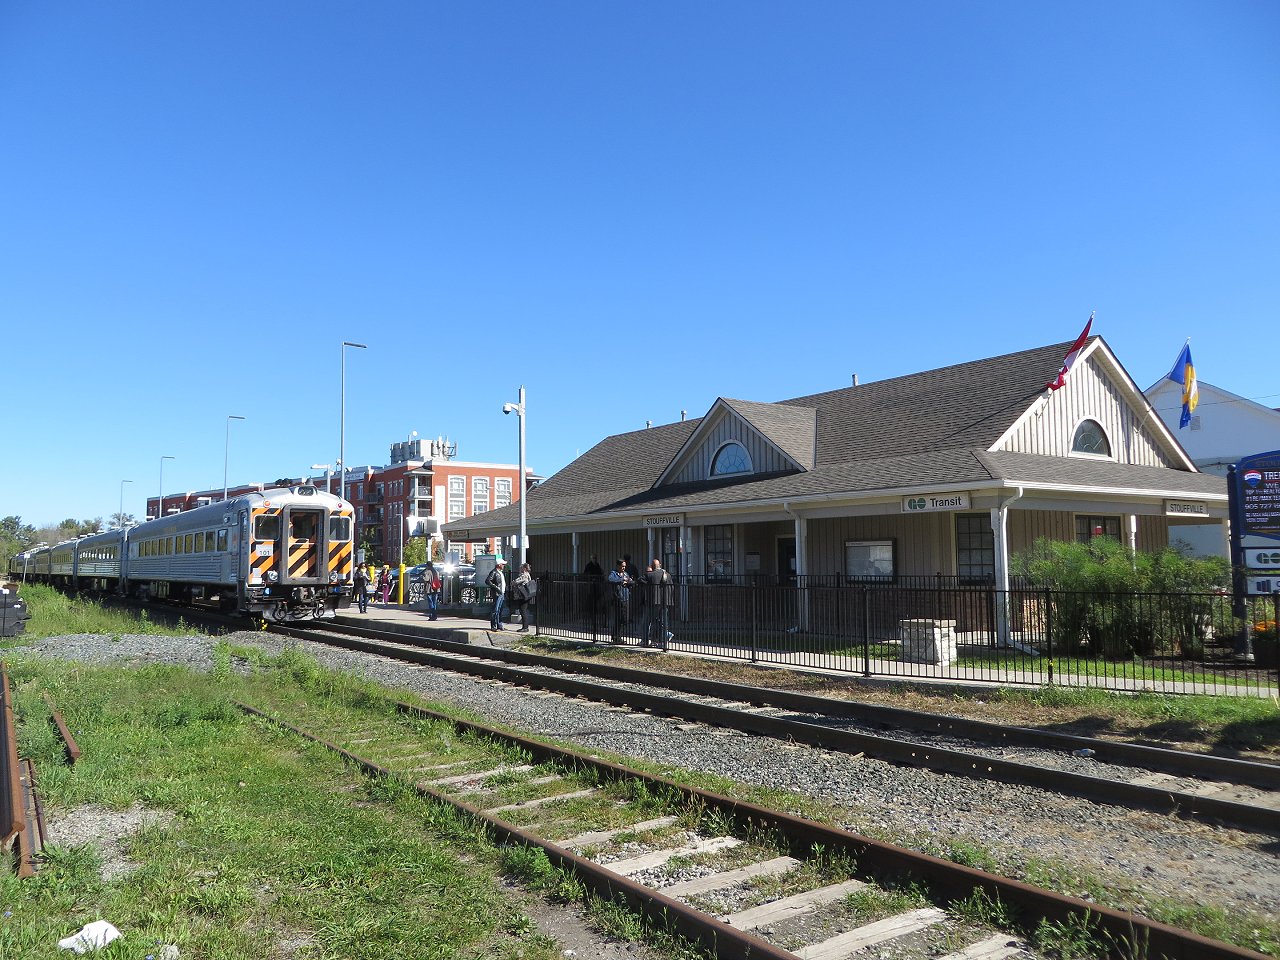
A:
439 563 478 604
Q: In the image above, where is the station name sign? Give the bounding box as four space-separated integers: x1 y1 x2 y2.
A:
643 514 684 528
1164 500 1209 517
902 493 969 513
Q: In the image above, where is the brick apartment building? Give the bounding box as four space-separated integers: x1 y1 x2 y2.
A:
147 436 537 565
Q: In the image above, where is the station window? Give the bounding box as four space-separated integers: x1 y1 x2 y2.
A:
705 525 734 582
1075 515 1122 543
1071 419 1112 458
845 540 896 581
955 514 994 582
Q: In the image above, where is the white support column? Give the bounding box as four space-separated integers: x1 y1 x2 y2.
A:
572 531 580 576
1128 514 1138 554
791 507 810 631
990 487 1023 648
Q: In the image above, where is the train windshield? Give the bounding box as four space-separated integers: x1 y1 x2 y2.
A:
328 516 351 541
254 515 280 541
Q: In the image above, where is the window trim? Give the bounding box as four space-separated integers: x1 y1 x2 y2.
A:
844 539 896 583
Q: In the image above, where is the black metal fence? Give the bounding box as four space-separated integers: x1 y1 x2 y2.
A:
532 574 1279 697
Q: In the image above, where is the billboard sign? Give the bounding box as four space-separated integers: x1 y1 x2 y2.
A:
1236 450 1280 541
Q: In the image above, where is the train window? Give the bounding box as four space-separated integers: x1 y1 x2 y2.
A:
255 515 280 541
185 534 194 553
291 513 318 541
217 529 228 552
195 532 205 553
329 516 350 541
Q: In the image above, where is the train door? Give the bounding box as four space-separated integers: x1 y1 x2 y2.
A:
283 508 323 583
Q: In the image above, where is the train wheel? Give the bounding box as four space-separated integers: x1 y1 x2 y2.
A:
270 603 288 623
311 599 327 619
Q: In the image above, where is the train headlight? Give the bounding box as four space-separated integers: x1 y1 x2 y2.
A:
265 570 279 583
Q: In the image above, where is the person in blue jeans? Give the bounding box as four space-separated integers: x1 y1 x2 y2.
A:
487 557 508 630
424 560 441 621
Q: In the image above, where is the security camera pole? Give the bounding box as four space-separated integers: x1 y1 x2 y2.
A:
502 385 527 567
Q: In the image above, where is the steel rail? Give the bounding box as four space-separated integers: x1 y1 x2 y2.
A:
236 702 797 960
237 697 1270 960
311 618 1280 791
1 664 24 850
278 623 1280 834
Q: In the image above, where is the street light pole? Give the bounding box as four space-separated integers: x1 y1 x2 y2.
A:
340 341 367 502
159 455 175 520
502 385 527 568
311 463 332 494
224 415 246 502
118 479 133 529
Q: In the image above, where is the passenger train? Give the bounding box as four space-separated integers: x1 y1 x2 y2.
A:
9 484 355 621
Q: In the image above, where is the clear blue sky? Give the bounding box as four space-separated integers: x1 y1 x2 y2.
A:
3 2 1276 527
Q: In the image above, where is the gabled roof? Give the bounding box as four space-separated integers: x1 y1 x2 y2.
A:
443 337 1224 538
655 397 817 486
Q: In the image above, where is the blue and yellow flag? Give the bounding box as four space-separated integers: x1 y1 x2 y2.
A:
1165 341 1199 428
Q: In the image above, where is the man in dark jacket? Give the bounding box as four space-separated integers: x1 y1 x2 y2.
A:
487 557 509 630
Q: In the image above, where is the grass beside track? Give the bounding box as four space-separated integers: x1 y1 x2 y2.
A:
1 589 1277 957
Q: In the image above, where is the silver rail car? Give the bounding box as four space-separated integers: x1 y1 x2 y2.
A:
8 485 356 621
124 484 355 620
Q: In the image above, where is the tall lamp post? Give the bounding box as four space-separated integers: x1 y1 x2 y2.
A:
340 341 367 501
159 455 175 521
118 479 133 530
224 415 246 502
502 385 527 567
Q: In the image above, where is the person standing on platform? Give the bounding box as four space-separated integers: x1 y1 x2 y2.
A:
513 562 537 632
607 558 634 644
353 562 370 614
424 560 441 621
487 557 509 630
377 565 392 605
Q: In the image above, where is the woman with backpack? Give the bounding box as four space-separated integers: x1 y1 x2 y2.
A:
424 560 442 621
512 562 537 633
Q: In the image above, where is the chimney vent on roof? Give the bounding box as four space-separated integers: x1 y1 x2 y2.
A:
680 410 687 421
646 420 652 429
852 373 859 386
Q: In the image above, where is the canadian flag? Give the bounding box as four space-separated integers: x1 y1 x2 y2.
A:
1046 313 1094 391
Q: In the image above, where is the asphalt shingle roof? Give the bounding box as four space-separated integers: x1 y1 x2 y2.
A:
444 338 1223 536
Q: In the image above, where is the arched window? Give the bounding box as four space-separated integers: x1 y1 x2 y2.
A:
710 441 752 477
1071 419 1111 457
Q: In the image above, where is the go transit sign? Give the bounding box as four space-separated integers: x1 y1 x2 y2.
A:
901 493 969 513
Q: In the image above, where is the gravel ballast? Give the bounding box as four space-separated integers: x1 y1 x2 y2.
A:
14 630 1279 929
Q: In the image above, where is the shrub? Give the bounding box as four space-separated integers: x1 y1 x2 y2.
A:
1013 538 1231 660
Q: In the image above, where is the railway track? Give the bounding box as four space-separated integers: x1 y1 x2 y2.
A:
237 690 1267 960
274 620 1280 836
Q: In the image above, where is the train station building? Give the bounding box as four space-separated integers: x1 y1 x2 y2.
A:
442 337 1227 588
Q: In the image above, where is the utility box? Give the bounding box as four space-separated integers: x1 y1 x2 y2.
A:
474 554 499 596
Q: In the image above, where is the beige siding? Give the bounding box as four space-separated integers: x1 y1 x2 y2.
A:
668 408 794 485
1000 355 1173 466
1009 510 1173 553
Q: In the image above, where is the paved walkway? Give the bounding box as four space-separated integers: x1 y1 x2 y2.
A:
331 601 1279 698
